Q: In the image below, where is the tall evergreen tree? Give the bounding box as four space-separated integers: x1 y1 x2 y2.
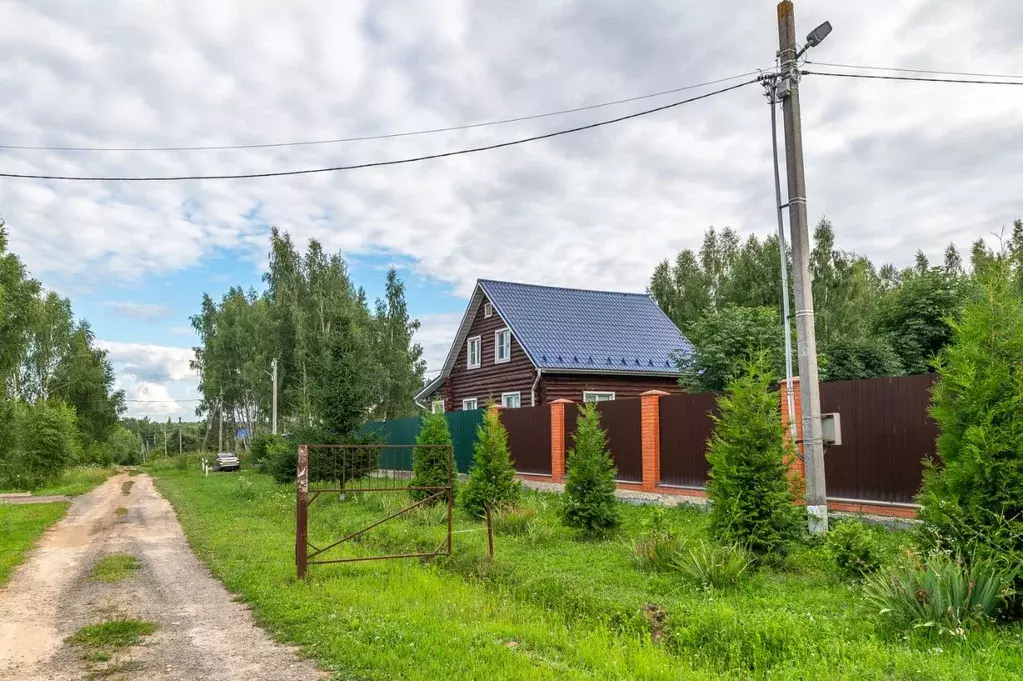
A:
561 404 620 534
373 268 426 420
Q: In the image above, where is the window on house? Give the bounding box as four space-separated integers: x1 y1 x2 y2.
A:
484 302 493 318
494 328 511 363
583 391 616 403
466 336 481 369
462 397 478 411
431 399 445 414
501 392 521 409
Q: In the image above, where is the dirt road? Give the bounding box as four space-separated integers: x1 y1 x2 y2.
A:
0 472 325 680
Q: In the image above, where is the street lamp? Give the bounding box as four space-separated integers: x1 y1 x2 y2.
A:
797 21 832 58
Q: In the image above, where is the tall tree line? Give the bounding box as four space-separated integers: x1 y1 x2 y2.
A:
190 228 425 444
650 217 1018 391
0 219 128 488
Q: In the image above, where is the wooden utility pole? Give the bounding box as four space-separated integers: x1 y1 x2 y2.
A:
777 0 827 533
218 390 224 452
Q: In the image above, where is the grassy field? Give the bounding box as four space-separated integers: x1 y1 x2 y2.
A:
33 465 119 496
153 467 1023 680
0 502 69 585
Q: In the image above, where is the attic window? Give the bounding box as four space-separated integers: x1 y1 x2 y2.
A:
494 328 511 363
484 302 493 318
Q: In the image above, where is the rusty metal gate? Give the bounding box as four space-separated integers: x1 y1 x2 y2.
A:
295 443 454 578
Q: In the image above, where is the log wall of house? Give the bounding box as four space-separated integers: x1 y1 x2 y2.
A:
443 295 538 410
540 373 680 403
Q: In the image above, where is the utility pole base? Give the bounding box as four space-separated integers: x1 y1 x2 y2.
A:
807 505 829 534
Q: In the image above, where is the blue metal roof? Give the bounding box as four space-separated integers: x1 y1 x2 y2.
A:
478 279 692 375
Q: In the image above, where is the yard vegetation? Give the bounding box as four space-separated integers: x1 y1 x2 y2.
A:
0 502 69 586
153 465 1023 680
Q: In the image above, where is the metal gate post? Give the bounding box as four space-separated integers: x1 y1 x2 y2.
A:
447 445 454 555
296 444 309 579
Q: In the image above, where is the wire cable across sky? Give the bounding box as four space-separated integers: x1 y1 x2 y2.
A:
0 70 768 153
804 60 1023 81
802 70 1023 87
0 78 760 182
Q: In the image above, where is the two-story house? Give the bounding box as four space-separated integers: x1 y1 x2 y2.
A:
415 279 693 411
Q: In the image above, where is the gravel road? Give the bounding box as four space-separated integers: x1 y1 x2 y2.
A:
0 472 325 680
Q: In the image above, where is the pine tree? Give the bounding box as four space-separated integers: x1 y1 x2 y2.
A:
460 407 520 517
706 358 802 558
918 260 1023 565
561 403 620 534
411 411 454 503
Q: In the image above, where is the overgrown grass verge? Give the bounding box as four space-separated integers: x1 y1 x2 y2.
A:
1 465 119 497
0 502 69 585
90 553 143 582
154 468 1023 679
66 619 157 648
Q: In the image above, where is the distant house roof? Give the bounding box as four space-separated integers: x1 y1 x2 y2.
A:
417 279 692 402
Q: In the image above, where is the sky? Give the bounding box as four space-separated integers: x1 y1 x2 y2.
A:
1 0 1021 421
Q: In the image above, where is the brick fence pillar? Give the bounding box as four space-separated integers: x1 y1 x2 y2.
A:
549 399 572 482
640 390 669 492
779 378 806 490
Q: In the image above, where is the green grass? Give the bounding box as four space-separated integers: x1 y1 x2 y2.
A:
66 619 157 649
153 469 1023 680
89 553 143 582
0 502 69 585
7 465 119 497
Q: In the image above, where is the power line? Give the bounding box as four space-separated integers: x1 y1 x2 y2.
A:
802 70 1023 87
0 79 759 182
804 60 1023 81
0 71 767 153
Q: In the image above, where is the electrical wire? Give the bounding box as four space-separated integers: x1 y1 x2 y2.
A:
802 70 1023 87
0 78 759 182
804 60 1023 81
0 70 768 153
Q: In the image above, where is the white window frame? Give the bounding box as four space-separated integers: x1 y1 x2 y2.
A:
466 335 482 369
462 397 478 411
583 391 616 403
484 302 493 318
431 399 445 414
501 392 521 409
494 328 511 364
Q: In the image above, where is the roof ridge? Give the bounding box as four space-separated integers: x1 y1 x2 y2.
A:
478 278 652 298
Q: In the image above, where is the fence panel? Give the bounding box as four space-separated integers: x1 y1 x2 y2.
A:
363 410 483 475
501 405 552 475
595 399 644 482
658 391 718 487
819 373 938 504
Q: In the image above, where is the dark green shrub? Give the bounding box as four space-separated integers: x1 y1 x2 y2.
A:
3 400 81 490
705 358 802 559
411 412 454 503
560 403 620 535
674 541 752 590
826 519 884 578
632 532 688 572
262 428 380 485
250 433 286 468
863 552 1014 637
918 262 1023 571
105 426 140 465
460 407 520 517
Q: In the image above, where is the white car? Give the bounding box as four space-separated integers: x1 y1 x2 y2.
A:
212 452 240 472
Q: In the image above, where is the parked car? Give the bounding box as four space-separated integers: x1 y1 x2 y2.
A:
212 452 240 472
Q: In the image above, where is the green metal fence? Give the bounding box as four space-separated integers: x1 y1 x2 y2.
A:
362 409 484 474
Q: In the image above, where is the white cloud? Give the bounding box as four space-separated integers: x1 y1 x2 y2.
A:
98 340 198 419
414 311 464 375
167 326 196 336
98 341 195 381
0 0 1021 300
103 301 174 321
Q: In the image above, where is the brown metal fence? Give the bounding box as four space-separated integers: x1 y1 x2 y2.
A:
819 373 938 504
501 404 552 475
658 391 718 487
562 400 644 482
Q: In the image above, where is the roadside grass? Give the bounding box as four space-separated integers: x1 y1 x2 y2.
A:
90 553 143 582
154 468 1023 680
3 465 119 497
66 619 157 649
0 502 69 586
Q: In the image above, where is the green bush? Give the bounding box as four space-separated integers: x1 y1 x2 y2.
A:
460 407 520 517
250 433 286 468
411 412 454 503
493 506 537 536
104 426 140 465
826 519 884 578
560 403 620 535
631 532 688 572
674 540 752 590
261 428 380 485
1 400 82 490
863 552 1014 637
705 358 802 559
918 262 1023 571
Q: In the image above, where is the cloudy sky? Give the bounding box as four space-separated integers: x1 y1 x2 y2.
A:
1 0 1021 420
